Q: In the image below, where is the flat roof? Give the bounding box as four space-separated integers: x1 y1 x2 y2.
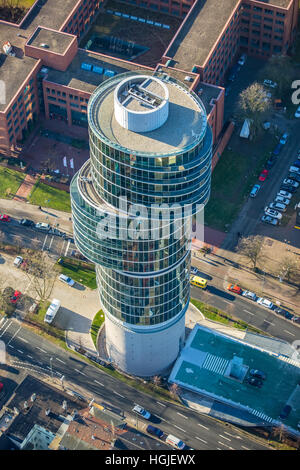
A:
166 0 240 70
27 27 74 55
170 324 300 431
0 23 38 112
197 81 223 115
90 74 207 155
20 0 79 32
255 0 292 7
45 49 151 94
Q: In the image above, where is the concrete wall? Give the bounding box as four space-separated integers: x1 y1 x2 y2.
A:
104 309 186 377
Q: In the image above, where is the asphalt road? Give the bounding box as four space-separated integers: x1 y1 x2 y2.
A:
0 317 269 451
0 218 75 258
190 264 300 344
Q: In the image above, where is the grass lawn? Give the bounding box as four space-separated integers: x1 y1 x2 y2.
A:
28 301 66 344
90 309 105 346
205 132 277 231
58 258 97 289
0 167 25 198
190 298 263 334
29 180 71 212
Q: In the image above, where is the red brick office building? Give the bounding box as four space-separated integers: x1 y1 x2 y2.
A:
0 0 298 155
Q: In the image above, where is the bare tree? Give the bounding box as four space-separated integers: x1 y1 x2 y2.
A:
237 83 271 139
24 252 59 303
237 235 264 270
169 383 181 398
277 256 299 284
153 375 162 388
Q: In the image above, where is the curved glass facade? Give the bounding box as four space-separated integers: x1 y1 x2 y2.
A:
70 72 212 330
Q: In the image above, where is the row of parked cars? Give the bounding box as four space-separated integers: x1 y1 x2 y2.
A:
227 283 299 323
262 148 300 225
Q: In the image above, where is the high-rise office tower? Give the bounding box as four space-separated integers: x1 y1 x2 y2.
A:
70 72 212 376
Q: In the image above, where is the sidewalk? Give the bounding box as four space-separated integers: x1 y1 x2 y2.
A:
13 174 37 202
0 198 73 235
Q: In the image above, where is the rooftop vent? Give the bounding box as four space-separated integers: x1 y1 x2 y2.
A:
40 43 49 48
184 76 193 82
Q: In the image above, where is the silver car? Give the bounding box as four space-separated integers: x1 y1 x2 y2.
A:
242 290 257 301
269 202 286 212
264 207 282 219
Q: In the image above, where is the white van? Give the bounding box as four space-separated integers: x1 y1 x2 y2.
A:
44 299 61 324
165 434 186 450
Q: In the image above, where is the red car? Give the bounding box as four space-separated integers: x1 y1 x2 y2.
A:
227 284 243 295
0 214 11 222
0 382 3 393
258 169 268 182
10 290 22 304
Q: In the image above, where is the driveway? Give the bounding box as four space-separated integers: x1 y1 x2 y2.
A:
0 253 99 354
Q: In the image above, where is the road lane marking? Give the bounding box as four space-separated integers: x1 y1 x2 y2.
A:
241 446 250 450
48 236 54 250
27 355 33 359
174 425 186 433
219 434 231 441
157 402 166 407
284 330 295 337
7 325 22 345
75 369 86 376
19 337 28 343
94 380 104 386
0 320 13 338
263 320 274 325
224 431 241 439
17 349 24 354
65 240 71 257
243 309 254 316
8 344 14 348
113 391 125 398
35 347 47 353
177 412 188 419
55 358 66 364
195 437 207 444
218 441 234 449
42 234 48 251
198 423 209 430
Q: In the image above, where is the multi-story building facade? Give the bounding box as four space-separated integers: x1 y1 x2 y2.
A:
0 0 297 154
70 72 212 375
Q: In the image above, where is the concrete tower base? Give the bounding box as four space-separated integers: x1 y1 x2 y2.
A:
104 308 187 377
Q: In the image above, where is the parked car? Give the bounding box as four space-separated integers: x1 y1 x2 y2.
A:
146 425 164 439
279 133 289 145
242 290 257 301
0 214 11 222
227 284 243 295
10 290 22 304
266 157 276 169
269 202 286 212
238 53 247 66
288 172 300 183
257 297 274 309
58 274 75 287
13 256 23 267
277 190 292 199
280 405 292 420
282 178 299 188
275 196 290 206
264 207 282 219
273 307 289 317
19 218 35 227
247 377 263 388
132 405 151 420
280 184 297 194
258 169 268 182
250 369 266 380
250 184 261 198
261 215 278 225
284 312 294 321
272 143 282 156
289 165 300 174
294 105 300 118
165 434 186 450
263 79 277 88
0 382 3 393
191 266 201 275
35 222 51 232
292 160 300 169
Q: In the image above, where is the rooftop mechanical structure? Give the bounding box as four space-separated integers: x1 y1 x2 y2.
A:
70 72 212 376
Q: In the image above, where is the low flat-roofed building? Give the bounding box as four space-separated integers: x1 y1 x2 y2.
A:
169 323 300 432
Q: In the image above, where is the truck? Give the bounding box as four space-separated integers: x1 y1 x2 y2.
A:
240 119 251 139
44 299 61 324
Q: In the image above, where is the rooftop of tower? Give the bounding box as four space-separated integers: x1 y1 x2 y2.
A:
88 73 208 156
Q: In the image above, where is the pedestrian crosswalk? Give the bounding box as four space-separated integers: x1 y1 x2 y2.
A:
202 353 229 375
250 409 274 423
278 355 300 368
